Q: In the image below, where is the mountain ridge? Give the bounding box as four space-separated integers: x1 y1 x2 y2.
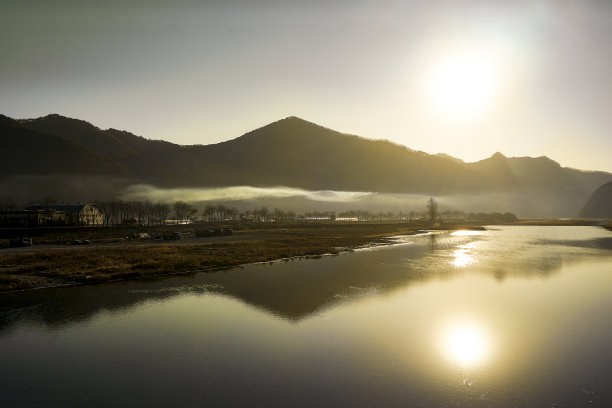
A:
0 114 131 177
10 113 581 168
2 113 612 216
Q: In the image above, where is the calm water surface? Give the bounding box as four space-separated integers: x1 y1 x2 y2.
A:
1 226 612 407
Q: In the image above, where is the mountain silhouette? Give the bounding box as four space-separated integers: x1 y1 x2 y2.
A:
0 114 128 176
2 113 611 216
577 181 612 218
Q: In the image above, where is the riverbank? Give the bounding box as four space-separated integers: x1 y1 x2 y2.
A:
513 218 611 226
1 222 467 292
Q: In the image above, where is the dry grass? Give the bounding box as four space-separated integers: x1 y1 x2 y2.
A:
0 222 433 292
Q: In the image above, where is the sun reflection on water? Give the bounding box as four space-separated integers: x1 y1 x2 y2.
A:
450 242 476 267
451 248 473 267
442 321 491 367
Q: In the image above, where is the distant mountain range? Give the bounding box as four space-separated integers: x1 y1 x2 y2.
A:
1 113 611 217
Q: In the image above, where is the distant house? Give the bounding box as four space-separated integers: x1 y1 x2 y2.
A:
335 217 359 222
0 209 67 228
25 204 104 226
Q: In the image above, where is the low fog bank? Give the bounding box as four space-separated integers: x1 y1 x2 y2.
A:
119 184 564 218
0 176 583 218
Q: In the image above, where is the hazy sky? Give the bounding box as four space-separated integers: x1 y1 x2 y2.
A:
2 0 612 172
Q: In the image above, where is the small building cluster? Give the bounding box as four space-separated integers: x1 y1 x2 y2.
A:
0 204 103 228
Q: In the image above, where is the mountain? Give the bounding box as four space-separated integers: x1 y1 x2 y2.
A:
14 114 477 191
0 114 128 176
2 113 612 216
16 114 180 182
435 153 465 164
577 181 612 218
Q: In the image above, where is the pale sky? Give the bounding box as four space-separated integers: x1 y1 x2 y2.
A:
2 0 612 172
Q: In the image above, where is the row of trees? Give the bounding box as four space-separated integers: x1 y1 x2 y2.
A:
425 197 517 223
182 199 517 224
201 205 296 223
94 199 171 226
2 196 517 226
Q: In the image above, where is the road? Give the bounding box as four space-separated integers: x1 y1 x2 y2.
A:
0 232 261 254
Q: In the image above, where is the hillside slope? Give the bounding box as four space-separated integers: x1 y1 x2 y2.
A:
577 181 612 218
0 115 129 177
3 113 611 216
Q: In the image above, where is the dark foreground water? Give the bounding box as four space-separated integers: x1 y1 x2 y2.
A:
1 226 612 407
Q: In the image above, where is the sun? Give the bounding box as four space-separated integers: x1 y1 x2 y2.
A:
425 53 499 119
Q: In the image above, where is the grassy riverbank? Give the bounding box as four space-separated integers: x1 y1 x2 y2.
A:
3 220 610 293
0 222 450 292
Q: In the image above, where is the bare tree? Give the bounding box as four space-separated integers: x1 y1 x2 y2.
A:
259 206 269 222
426 197 438 225
202 204 215 224
174 201 192 223
154 203 170 225
143 201 154 226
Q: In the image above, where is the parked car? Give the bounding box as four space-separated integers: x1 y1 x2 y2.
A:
9 237 32 247
162 232 181 241
195 229 215 237
195 228 234 237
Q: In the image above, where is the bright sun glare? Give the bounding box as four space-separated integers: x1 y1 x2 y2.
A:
442 321 490 366
426 54 498 119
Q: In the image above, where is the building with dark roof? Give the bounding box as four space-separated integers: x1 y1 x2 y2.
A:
24 203 103 226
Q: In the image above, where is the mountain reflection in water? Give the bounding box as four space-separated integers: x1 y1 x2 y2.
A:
1 226 612 407
1 226 610 332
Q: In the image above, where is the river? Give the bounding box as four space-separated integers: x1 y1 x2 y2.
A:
1 226 611 407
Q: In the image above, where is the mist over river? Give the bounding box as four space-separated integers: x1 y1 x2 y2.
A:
1 226 612 407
